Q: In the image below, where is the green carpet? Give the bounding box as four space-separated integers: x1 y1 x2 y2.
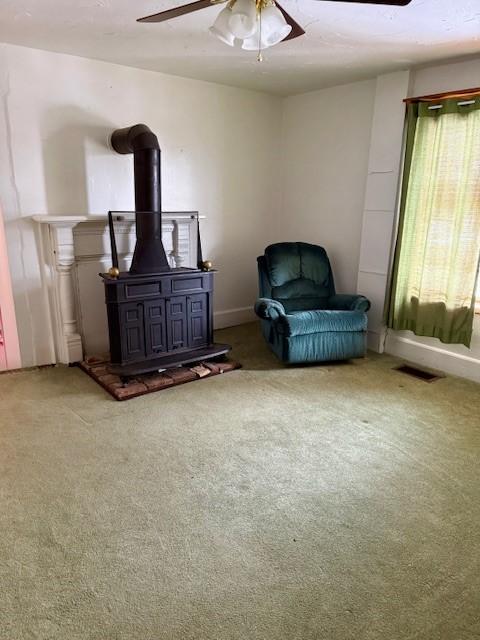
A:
1 322 479 639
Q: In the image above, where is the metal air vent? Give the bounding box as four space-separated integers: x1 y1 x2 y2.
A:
394 364 444 383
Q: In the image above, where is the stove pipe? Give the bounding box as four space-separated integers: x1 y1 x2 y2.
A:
110 124 170 274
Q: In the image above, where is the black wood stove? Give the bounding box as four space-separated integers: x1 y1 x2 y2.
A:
100 124 230 377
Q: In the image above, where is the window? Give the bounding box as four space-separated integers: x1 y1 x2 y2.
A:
387 93 480 346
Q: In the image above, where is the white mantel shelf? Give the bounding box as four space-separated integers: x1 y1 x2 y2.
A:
33 212 205 224
33 212 202 364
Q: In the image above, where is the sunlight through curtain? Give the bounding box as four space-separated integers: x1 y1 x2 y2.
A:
386 96 480 347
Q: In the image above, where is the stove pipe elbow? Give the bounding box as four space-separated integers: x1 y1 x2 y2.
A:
111 124 162 215
111 124 160 155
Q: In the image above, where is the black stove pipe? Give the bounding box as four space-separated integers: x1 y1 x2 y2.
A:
110 124 170 274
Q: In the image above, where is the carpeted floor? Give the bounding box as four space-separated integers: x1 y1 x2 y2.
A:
1 322 479 640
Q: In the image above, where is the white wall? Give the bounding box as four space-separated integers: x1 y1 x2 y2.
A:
0 43 283 367
410 57 480 98
278 79 376 294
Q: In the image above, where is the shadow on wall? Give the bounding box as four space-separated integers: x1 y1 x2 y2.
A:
24 107 123 365
2 214 55 367
41 106 120 214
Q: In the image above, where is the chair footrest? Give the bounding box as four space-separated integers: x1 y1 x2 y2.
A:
279 310 368 337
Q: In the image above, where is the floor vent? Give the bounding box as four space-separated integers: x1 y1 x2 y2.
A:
394 364 444 383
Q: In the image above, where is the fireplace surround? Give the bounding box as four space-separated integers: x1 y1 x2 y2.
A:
33 212 201 364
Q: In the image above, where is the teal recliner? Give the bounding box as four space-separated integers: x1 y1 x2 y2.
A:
254 242 371 364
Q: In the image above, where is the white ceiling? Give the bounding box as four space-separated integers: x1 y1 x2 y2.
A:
0 0 479 95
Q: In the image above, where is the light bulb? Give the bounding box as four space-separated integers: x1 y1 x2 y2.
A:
260 4 291 47
209 6 235 46
241 23 261 51
228 0 257 39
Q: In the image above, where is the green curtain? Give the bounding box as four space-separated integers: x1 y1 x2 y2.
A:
386 96 480 348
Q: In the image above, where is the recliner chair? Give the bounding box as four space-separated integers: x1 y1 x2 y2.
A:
254 242 371 364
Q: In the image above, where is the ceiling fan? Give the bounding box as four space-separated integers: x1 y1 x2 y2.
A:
137 0 413 60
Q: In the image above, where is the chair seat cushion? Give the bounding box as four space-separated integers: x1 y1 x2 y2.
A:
279 310 367 337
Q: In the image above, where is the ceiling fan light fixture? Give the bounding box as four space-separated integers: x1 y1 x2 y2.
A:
260 4 291 47
138 0 412 60
228 0 258 39
209 5 235 46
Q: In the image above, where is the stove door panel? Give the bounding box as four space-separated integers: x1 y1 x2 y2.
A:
120 302 146 362
144 299 167 357
166 296 188 351
187 293 208 348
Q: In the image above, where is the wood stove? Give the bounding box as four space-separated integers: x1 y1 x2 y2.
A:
101 124 230 377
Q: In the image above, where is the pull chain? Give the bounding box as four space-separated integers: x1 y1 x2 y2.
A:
257 9 263 62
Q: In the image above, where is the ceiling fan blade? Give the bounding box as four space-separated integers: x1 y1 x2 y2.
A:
137 0 215 23
275 2 306 42
313 0 412 4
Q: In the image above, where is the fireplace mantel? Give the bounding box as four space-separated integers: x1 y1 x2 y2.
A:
33 213 202 364
33 213 204 224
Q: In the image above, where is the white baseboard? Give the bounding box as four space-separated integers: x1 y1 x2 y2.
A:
214 306 256 330
367 330 385 353
385 333 480 383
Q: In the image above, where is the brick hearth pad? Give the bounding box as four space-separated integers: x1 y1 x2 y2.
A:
79 356 241 401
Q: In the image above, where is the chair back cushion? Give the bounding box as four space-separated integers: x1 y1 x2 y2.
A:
263 242 335 312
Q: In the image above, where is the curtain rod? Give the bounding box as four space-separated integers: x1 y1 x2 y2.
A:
404 87 480 104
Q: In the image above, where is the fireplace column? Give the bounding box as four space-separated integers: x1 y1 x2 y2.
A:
48 222 83 364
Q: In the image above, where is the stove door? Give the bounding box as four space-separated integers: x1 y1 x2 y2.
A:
187 293 208 349
144 299 167 357
120 302 145 362
166 296 188 351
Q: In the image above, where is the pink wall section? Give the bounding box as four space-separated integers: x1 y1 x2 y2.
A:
0 206 21 370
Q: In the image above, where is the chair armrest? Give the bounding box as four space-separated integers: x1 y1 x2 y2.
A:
254 298 286 320
329 294 371 312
